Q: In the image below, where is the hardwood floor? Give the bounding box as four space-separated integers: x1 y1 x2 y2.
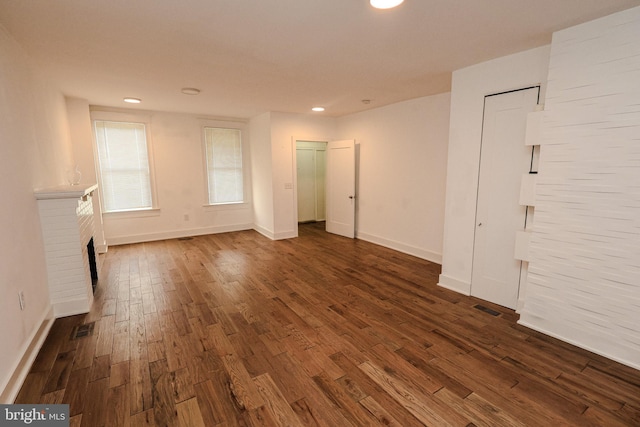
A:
15 222 640 426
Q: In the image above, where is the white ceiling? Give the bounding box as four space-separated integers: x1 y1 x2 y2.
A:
1 0 638 118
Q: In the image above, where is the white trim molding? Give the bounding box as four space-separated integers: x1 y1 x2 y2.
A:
0 307 54 403
108 223 254 246
356 231 442 265
437 274 471 296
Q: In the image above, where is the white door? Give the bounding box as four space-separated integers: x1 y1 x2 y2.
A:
326 139 355 238
471 87 538 309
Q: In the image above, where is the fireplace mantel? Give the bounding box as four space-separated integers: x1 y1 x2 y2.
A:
34 183 98 200
35 183 98 317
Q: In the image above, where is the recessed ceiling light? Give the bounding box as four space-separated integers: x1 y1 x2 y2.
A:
181 87 201 95
123 97 141 104
312 107 325 112
370 0 404 9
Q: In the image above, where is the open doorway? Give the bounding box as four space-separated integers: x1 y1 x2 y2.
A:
295 140 327 223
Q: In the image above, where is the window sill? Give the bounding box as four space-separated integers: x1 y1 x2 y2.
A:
202 202 250 211
103 208 161 218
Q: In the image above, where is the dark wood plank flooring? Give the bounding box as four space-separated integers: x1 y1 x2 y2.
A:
15 222 640 426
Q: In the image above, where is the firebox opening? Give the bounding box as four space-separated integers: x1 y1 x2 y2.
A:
87 237 98 292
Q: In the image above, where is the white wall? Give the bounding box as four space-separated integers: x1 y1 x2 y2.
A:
254 105 450 263
89 109 253 245
337 94 450 263
249 112 275 238
438 46 551 294
269 112 337 239
0 26 74 402
66 97 107 253
520 6 640 369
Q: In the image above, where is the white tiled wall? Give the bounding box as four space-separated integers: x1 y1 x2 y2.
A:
37 194 95 317
519 6 640 369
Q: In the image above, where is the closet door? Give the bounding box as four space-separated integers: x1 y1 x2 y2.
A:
471 87 539 309
296 141 327 223
296 148 316 222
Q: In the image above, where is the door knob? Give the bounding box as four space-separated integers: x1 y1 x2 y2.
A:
349 195 354 199
478 223 482 226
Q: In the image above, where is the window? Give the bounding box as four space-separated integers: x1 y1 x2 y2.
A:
93 120 154 212
204 127 244 204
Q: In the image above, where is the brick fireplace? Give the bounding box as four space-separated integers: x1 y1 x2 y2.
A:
35 183 99 318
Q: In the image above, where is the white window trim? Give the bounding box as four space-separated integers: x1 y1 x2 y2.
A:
90 109 160 214
200 118 250 207
103 207 161 218
202 202 250 211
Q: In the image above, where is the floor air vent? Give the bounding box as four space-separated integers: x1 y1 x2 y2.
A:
473 304 501 317
71 322 95 340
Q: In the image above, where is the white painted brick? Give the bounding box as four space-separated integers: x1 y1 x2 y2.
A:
519 7 640 369
36 187 97 318
524 111 543 146
514 230 531 262
519 174 537 206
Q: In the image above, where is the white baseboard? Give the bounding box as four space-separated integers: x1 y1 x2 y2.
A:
273 230 296 240
0 306 54 403
437 274 471 296
107 223 254 246
253 224 275 240
356 231 442 264
517 318 640 371
253 225 296 241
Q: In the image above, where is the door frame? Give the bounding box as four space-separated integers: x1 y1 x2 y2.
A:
291 136 331 237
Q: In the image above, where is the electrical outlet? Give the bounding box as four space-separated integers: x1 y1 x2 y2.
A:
18 291 25 311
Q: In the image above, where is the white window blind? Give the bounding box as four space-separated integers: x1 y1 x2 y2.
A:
94 120 153 212
204 127 244 204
